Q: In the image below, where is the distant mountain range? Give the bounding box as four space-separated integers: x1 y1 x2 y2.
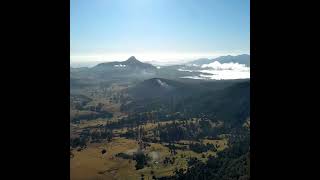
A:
189 54 250 67
70 56 205 83
70 55 250 85
70 56 160 82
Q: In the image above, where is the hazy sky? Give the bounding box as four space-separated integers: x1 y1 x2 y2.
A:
71 0 250 64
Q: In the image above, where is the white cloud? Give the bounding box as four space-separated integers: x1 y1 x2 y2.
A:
201 61 249 71
199 69 250 80
180 61 250 80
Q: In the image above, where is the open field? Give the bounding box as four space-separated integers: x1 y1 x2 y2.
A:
71 138 140 180
71 136 228 180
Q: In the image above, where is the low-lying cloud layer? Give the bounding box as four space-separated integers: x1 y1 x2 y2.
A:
180 61 250 80
201 61 249 71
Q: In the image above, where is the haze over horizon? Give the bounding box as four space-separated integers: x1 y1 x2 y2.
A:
70 52 250 67
71 0 250 67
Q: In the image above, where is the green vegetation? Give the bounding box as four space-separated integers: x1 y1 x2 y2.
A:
70 71 250 180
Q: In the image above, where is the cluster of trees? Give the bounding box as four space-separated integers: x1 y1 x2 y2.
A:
120 129 136 139
157 120 225 142
115 152 132 159
189 143 217 153
163 157 176 165
120 126 147 141
116 117 228 144
158 121 199 142
134 153 148 170
115 152 150 170
158 118 248 143
90 128 113 143
71 110 113 123
109 92 128 104
70 128 113 148
70 94 92 110
104 113 150 129
70 137 87 148
70 96 114 124
159 132 250 180
133 153 150 170
165 143 180 155
104 111 225 143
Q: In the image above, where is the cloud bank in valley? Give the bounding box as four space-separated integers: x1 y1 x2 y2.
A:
180 61 250 80
201 61 249 71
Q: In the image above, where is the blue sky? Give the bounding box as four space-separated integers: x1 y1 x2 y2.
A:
71 0 250 64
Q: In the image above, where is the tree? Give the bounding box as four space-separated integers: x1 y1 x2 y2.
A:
101 149 107 154
134 153 149 170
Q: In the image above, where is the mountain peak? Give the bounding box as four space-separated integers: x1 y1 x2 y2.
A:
93 56 157 71
127 56 138 62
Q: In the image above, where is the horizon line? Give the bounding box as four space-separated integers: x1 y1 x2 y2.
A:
70 51 250 64
70 52 250 68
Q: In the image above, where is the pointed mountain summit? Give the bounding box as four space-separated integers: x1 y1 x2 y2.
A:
126 56 139 62
90 56 157 80
124 56 144 65
121 56 156 69
94 56 155 69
